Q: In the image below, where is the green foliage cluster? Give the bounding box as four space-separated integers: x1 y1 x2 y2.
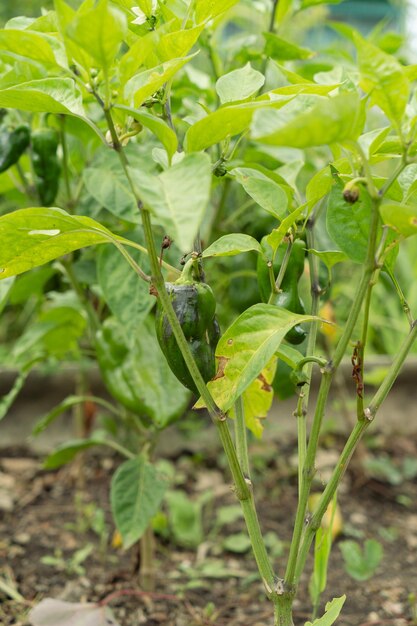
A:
0 1 416 625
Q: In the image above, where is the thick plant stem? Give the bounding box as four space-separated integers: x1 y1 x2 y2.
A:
274 595 295 626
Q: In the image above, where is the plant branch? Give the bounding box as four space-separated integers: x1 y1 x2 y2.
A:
294 319 417 583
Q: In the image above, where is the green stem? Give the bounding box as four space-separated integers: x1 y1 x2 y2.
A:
273 240 292 293
234 396 250 477
295 318 417 583
139 525 156 591
285 193 381 587
274 594 295 626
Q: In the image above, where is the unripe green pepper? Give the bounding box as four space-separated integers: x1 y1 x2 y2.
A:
31 128 61 206
257 237 307 345
0 124 30 173
155 258 220 395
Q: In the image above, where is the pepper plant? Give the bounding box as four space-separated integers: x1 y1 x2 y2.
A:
1 1 417 624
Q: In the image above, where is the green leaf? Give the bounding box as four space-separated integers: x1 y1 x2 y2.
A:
165 490 205 548
194 0 240 22
380 202 417 238
264 32 313 61
83 150 137 222
129 153 212 253
32 395 111 436
0 207 128 279
54 0 93 73
66 0 127 75
326 178 372 263
339 540 383 581
124 56 194 108
203 304 315 412
44 438 104 469
111 456 168 549
356 35 409 128
266 203 309 253
308 249 349 269
184 97 291 152
233 167 288 219
13 306 86 360
202 234 261 258
240 357 277 438
113 105 178 160
304 595 346 626
156 24 205 64
0 367 31 422
252 92 364 148
216 63 264 104
96 317 190 428
97 245 153 333
0 77 84 116
223 533 252 553
0 29 58 67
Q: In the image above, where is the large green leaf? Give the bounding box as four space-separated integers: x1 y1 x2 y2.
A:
0 77 84 116
356 35 409 128
83 151 137 222
202 304 315 412
97 246 153 333
184 97 290 152
251 92 364 148
0 29 58 67
380 202 417 237
233 167 288 219
0 207 124 279
216 63 264 104
66 0 127 75
111 456 168 549
202 234 261 258
129 153 212 252
326 178 372 263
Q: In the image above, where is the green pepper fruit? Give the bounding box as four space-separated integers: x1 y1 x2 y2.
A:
257 237 307 345
31 128 61 206
0 124 30 173
155 258 221 395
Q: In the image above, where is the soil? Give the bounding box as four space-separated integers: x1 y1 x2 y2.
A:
0 430 416 626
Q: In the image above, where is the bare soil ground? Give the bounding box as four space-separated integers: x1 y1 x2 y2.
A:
0 431 416 626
